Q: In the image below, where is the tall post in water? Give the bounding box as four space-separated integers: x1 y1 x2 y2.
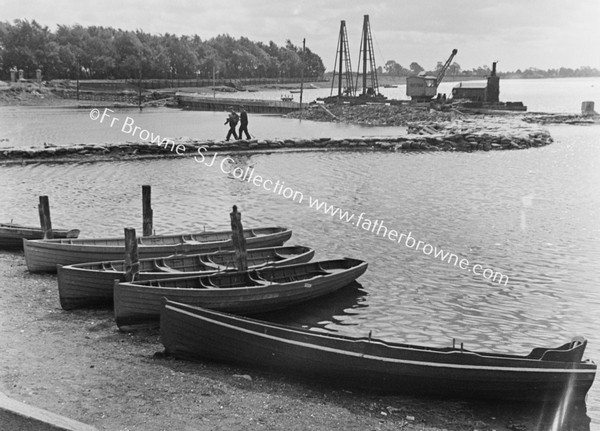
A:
142 185 153 236
124 227 139 282
38 195 53 239
230 205 248 271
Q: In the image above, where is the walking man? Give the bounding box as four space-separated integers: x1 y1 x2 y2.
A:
238 106 251 140
224 107 239 141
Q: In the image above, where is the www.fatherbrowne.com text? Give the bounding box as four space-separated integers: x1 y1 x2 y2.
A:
196 147 509 287
90 108 510 286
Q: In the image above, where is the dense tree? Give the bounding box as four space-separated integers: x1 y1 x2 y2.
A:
0 20 326 80
378 58 599 79
409 62 424 75
384 60 403 76
447 62 461 76
2 20 597 81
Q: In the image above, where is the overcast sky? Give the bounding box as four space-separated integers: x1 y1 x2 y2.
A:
2 0 599 72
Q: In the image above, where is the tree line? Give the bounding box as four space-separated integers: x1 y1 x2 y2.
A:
381 60 600 79
0 19 326 81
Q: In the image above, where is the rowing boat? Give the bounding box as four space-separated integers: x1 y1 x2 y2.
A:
23 226 291 273
0 222 79 250
115 258 367 330
57 245 314 310
160 299 597 402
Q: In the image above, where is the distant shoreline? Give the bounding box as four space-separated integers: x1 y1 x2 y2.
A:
2 75 599 108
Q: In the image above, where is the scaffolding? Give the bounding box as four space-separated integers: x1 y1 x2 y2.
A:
355 15 380 97
330 20 355 100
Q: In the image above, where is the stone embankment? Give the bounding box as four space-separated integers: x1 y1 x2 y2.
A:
287 103 457 126
0 128 552 165
523 113 600 125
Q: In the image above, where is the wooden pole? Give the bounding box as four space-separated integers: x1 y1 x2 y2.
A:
124 227 139 282
138 68 142 111
229 205 248 271
142 185 153 236
38 195 53 239
76 60 80 101
300 38 305 118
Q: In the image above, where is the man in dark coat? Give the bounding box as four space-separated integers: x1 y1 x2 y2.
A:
224 107 239 141
238 106 251 140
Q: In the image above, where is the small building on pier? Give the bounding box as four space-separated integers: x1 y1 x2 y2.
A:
452 62 500 103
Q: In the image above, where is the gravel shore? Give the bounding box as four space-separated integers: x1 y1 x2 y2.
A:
0 251 593 430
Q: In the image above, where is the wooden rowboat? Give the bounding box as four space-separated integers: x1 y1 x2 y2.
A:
23 226 291 273
57 245 315 310
0 222 79 250
115 258 367 330
160 299 597 402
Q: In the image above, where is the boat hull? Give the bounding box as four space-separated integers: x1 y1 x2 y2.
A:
23 227 291 272
115 258 367 330
0 223 79 250
160 300 597 402
57 246 314 310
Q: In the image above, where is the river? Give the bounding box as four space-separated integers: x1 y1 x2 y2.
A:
1 77 600 428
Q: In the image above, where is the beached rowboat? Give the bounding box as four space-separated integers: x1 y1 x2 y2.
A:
0 222 79 250
57 245 315 310
115 258 367 330
160 299 597 402
23 226 291 273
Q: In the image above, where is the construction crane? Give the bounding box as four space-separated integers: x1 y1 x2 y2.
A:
406 48 458 101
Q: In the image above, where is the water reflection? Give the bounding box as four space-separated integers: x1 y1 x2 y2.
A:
255 282 368 331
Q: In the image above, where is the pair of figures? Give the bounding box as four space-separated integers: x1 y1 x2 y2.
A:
225 106 251 141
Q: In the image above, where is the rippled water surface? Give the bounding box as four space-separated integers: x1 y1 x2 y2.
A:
1 78 600 427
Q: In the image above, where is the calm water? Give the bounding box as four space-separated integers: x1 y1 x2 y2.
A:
1 77 600 428
0 106 407 149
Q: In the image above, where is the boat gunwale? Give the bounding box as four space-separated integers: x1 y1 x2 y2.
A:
60 245 313 272
117 258 367 291
161 301 597 373
23 226 288 246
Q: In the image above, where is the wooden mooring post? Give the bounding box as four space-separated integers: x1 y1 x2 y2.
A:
142 185 153 236
124 227 139 282
38 195 53 239
230 205 248 271
581 101 598 117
